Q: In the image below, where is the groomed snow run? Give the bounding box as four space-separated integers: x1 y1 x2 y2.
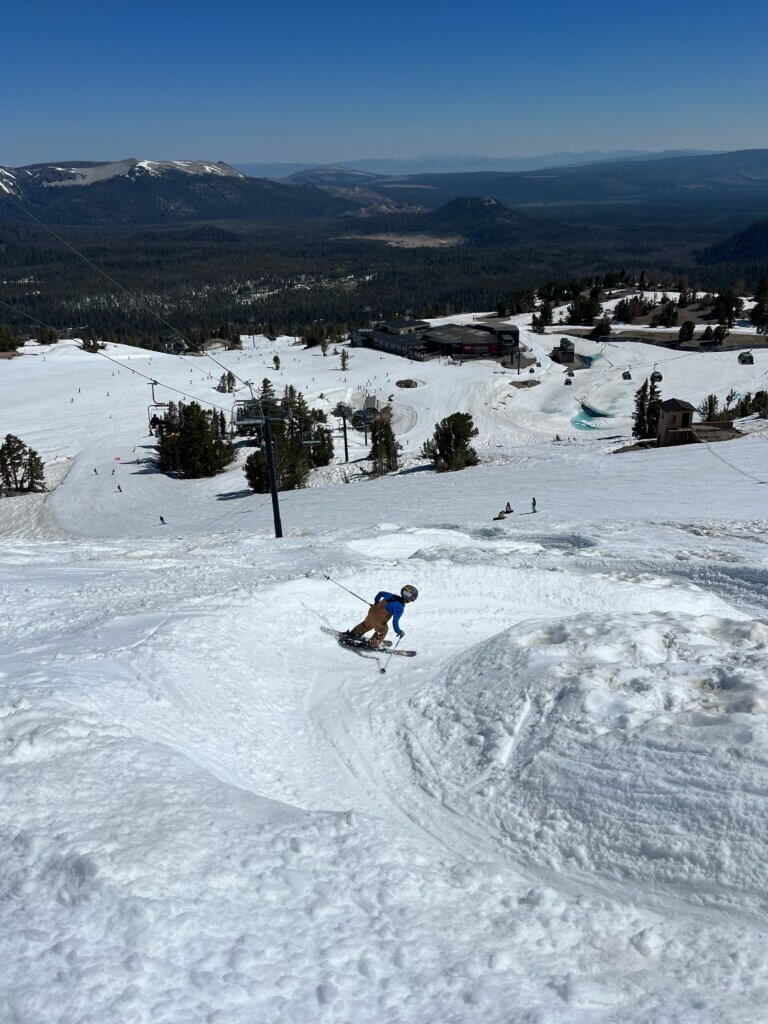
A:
2 320 768 1023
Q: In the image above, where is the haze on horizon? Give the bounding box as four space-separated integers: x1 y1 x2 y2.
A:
4 0 767 167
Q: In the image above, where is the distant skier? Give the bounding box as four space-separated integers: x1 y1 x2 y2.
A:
117 485 122 493
531 497 537 513
505 502 513 513
159 515 166 525
342 585 418 649
493 510 506 521
93 468 98 475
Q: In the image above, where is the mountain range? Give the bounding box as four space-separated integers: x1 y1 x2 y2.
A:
1 150 767 228
237 149 714 178
0 158 355 224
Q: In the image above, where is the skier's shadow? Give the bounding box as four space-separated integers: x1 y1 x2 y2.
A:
519 511 537 515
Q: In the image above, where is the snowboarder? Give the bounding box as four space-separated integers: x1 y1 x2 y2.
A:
342 585 418 649
493 510 506 521
531 497 537 513
505 502 513 513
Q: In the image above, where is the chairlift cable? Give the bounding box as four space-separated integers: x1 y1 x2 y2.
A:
0 295 230 415
0 192 228 386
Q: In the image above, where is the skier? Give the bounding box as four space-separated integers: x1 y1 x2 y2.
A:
531 497 537 513
342 585 418 649
505 502 513 513
493 510 506 521
159 515 166 525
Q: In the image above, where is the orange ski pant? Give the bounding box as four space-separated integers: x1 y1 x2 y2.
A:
350 600 391 648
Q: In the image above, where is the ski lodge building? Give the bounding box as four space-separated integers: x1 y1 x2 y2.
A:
351 320 520 361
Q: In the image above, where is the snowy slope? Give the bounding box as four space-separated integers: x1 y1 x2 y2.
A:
2 321 768 1022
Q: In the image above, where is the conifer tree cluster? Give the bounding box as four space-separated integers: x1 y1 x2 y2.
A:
614 296 655 324
697 391 768 421
243 379 333 493
632 379 662 440
0 325 22 353
79 332 105 353
422 412 479 472
567 288 603 326
750 277 768 330
216 371 237 393
678 320 696 342
0 434 46 495
369 416 400 475
157 402 234 478
651 301 678 328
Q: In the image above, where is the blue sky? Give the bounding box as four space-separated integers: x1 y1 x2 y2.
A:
3 0 767 165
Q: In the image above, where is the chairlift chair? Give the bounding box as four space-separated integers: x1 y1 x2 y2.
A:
622 369 632 380
650 365 663 383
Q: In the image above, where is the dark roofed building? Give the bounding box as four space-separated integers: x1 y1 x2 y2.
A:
379 319 429 334
354 329 429 359
474 322 521 350
658 398 695 446
423 325 500 358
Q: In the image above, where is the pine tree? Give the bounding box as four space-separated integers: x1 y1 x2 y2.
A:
0 434 46 494
678 320 695 343
157 402 234 478
591 315 612 338
632 380 649 439
422 413 479 472
697 394 719 421
647 379 661 438
37 327 58 345
0 324 21 352
243 387 333 492
340 349 349 371
273 355 281 371
370 418 400 475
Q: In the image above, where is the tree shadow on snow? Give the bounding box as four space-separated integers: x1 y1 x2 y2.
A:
216 489 253 501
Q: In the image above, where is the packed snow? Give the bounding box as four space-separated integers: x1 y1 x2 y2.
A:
2 313 768 1023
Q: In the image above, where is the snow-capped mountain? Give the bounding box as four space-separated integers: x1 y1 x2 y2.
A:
0 158 356 223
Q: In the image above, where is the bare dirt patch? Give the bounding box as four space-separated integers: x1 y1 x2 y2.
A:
339 233 463 249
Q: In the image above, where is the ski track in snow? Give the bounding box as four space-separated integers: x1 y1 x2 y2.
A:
2 318 768 1022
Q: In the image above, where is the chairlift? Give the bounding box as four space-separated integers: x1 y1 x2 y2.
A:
738 350 754 364
564 378 572 386
650 364 663 383
147 380 169 434
622 369 632 380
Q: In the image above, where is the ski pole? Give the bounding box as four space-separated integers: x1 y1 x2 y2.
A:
323 574 370 606
380 634 402 675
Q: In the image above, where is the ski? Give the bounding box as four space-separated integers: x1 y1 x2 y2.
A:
321 626 417 657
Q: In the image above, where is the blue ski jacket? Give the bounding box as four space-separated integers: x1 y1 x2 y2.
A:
375 591 406 635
